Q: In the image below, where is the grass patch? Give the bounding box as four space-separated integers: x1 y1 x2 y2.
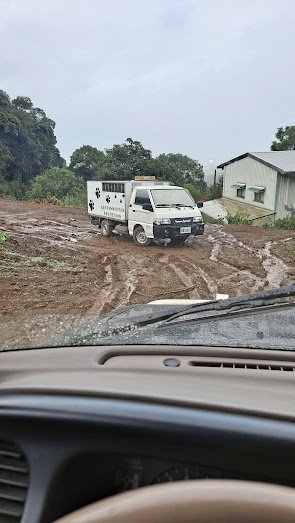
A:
0 230 10 245
201 212 225 224
0 248 82 272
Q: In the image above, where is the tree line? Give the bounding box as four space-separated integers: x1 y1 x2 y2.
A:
1 89 294 207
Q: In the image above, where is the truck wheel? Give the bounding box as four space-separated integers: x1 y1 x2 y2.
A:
101 220 113 237
133 226 151 247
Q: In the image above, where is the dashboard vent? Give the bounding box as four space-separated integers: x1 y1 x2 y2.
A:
0 440 29 523
188 360 295 371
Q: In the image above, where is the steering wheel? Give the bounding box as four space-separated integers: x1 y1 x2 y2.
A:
55 480 295 523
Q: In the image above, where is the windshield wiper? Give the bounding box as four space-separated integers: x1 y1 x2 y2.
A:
157 284 295 329
170 203 194 209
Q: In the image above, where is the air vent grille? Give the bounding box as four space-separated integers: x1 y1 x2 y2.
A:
188 361 295 371
0 440 29 523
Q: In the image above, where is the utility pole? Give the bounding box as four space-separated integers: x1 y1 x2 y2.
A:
213 169 216 187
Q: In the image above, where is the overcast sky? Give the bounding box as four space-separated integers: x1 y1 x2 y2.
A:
1 0 295 175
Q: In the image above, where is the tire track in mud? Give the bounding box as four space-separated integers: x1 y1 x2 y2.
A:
205 226 291 294
87 254 139 316
1 201 294 321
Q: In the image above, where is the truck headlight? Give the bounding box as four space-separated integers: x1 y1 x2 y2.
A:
193 216 203 223
154 218 171 225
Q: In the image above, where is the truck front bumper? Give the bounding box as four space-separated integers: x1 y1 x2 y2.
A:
153 223 204 241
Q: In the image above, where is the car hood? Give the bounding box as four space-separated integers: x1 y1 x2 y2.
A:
43 302 295 351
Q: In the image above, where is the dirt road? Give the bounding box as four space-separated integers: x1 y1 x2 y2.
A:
1 200 295 348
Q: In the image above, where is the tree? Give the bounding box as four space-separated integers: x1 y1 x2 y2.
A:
0 90 65 196
0 140 13 172
27 167 85 202
69 145 106 180
206 176 223 200
183 184 202 202
99 138 156 180
156 153 207 194
12 96 33 111
271 126 295 151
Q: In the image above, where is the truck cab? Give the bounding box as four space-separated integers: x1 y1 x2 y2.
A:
128 185 204 246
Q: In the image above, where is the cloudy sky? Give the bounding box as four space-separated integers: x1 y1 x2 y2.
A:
1 0 295 175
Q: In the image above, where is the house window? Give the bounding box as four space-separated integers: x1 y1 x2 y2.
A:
231 183 246 198
237 187 245 199
254 191 264 203
248 186 265 204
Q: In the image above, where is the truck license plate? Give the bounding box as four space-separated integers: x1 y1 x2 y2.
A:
180 227 191 234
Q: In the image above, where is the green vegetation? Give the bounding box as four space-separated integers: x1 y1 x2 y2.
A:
227 213 252 226
26 167 86 207
201 212 225 224
183 184 202 202
0 249 82 272
206 176 223 200
0 90 64 198
271 126 295 151
0 230 9 244
69 145 106 181
261 217 295 230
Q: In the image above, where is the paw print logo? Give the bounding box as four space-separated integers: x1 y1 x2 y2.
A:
89 200 94 211
95 188 100 198
106 195 111 204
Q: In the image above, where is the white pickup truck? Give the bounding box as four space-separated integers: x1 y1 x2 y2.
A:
87 178 204 246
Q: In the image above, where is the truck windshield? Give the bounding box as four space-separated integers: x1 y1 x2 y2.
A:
151 189 195 207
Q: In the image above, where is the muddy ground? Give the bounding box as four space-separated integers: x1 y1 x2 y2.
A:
1 200 295 349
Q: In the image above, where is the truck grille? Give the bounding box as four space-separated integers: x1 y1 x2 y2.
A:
0 440 29 523
171 217 192 226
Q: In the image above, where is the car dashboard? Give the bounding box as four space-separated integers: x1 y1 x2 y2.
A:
1 344 295 522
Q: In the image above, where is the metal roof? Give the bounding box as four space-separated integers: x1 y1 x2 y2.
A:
217 151 295 174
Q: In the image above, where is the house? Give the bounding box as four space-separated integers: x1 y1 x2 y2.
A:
216 151 295 223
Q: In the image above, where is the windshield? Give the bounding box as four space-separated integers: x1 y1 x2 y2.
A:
0 1 295 352
151 189 195 207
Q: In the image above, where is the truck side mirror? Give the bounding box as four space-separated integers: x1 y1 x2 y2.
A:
142 203 153 211
197 201 203 208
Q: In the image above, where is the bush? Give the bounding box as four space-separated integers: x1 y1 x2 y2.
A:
227 213 251 226
63 194 87 208
26 167 86 205
261 217 295 230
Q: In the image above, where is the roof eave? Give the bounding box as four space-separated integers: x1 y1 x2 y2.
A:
217 152 293 175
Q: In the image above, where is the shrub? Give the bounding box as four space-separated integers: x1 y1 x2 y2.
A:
26 167 86 202
261 217 295 230
227 213 251 226
63 194 87 208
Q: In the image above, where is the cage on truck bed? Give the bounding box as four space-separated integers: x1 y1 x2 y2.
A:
87 179 169 222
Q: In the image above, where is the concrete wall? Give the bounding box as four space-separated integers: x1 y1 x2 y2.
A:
223 156 277 211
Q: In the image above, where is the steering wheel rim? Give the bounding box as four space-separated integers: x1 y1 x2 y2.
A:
55 479 295 523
